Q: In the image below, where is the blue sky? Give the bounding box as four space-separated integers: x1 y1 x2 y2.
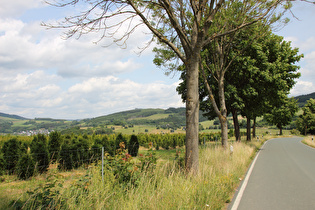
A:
0 1 314 119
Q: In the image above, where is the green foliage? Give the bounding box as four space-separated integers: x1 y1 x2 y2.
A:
16 152 35 180
105 142 157 188
128 134 139 157
30 134 50 173
1 137 22 174
0 153 5 176
115 133 125 153
72 137 90 168
264 97 299 135
101 135 115 156
295 92 315 107
24 175 65 209
296 99 315 135
48 131 63 162
58 138 74 170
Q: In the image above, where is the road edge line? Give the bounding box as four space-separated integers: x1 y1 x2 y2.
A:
230 141 267 210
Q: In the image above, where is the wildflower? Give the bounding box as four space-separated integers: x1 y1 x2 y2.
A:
119 142 125 149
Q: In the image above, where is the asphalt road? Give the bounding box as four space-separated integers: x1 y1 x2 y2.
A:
229 137 315 210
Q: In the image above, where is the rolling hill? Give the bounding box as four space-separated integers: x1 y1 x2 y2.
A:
294 92 315 107
0 92 314 134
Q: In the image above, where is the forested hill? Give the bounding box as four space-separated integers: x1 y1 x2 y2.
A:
295 92 315 107
86 107 209 127
0 112 28 120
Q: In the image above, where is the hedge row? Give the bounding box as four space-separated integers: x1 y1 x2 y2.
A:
0 131 225 180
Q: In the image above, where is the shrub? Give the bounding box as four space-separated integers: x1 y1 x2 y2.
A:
1 137 22 174
48 131 63 162
16 152 35 180
102 135 115 156
128 135 139 157
58 139 74 170
31 134 50 173
0 153 5 176
72 137 90 168
115 134 125 154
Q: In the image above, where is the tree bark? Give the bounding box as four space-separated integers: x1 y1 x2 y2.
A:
218 77 228 148
185 55 200 174
246 116 251 141
232 108 241 142
252 117 256 139
279 125 283 135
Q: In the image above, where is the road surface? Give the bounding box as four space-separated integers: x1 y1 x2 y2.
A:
229 137 315 210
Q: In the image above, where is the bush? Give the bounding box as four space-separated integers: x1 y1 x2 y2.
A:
1 137 22 174
31 134 50 173
101 135 114 156
16 152 35 180
0 153 5 176
48 131 63 162
128 135 139 157
72 137 90 168
58 139 74 170
115 134 125 154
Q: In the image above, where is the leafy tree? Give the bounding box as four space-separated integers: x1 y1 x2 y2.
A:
296 99 315 135
45 0 289 173
178 22 301 142
30 134 50 173
264 97 299 135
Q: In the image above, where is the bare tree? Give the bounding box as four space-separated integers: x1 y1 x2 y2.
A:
44 0 286 174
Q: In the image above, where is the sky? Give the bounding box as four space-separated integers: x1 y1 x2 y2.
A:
0 1 314 120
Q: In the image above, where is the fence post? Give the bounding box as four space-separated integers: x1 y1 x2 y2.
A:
102 147 104 183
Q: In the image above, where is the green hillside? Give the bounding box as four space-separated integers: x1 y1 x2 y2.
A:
295 92 315 107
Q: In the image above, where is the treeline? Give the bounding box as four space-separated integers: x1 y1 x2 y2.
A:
0 131 225 180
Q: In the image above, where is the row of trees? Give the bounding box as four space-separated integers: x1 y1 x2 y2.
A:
0 131 220 179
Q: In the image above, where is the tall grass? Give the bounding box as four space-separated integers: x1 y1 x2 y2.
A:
302 136 315 148
16 142 255 210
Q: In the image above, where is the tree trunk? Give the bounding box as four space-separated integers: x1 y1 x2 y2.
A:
232 108 241 142
279 125 283 135
185 55 199 174
246 116 251 141
218 75 228 148
252 117 256 139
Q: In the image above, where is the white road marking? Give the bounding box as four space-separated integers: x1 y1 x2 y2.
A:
230 141 268 210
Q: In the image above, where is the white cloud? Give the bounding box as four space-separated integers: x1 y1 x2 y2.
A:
0 72 183 119
0 16 153 79
290 81 315 97
65 76 183 118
